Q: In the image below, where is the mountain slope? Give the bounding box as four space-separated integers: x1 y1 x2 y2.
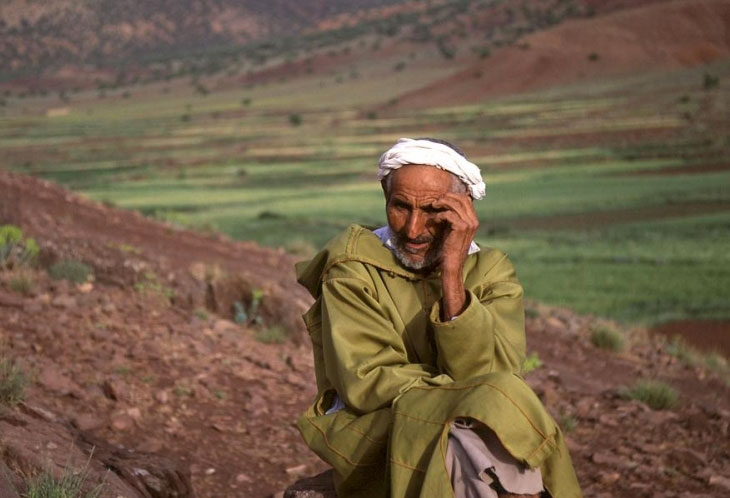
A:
0 0 405 74
396 0 730 107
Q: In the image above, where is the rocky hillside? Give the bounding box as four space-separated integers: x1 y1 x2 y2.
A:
1 169 729 497
0 0 404 74
0 0 679 91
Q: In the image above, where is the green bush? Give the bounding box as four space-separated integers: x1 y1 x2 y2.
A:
48 260 92 284
233 289 264 325
289 113 302 126
621 380 679 410
0 358 28 407
0 225 39 269
590 325 624 352
521 352 542 374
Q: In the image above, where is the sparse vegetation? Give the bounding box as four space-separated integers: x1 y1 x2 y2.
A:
284 238 317 258
703 72 719 90
588 52 599 61
525 308 540 320
173 383 193 397
522 352 543 374
663 336 730 382
23 464 105 498
255 325 289 344
621 379 679 410
590 325 624 352
558 413 578 434
194 308 210 321
134 271 175 301
288 113 302 126
0 358 29 407
48 260 92 284
233 289 264 325
9 271 35 295
0 225 39 269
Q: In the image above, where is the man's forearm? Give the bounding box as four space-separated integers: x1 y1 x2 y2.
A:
440 268 466 320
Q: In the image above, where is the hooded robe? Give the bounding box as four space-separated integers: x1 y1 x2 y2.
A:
295 224 582 498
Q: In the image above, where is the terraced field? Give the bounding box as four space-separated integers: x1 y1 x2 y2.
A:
2 59 729 342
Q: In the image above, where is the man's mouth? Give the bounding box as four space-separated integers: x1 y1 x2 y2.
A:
402 238 432 254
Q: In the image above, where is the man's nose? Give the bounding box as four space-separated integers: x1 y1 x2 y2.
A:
405 211 424 239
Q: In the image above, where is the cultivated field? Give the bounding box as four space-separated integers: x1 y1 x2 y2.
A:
2 57 729 346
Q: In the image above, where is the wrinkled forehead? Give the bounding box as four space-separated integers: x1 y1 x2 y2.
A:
388 164 462 195
390 164 458 193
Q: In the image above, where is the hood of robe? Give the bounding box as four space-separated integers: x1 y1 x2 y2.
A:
295 224 440 298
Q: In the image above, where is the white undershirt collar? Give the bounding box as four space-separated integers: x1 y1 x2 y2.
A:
372 225 480 256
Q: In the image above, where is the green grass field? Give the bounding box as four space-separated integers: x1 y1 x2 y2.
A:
2 58 729 327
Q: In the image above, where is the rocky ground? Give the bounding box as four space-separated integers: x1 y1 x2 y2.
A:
1 170 729 497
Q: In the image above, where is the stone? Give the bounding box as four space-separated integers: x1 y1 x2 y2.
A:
544 317 565 332
51 295 77 309
110 412 135 432
38 365 79 396
136 437 164 453
154 390 169 404
213 319 238 333
598 472 621 485
709 475 730 491
284 470 337 498
285 464 308 477
23 300 43 313
102 378 128 402
77 282 94 293
73 413 105 431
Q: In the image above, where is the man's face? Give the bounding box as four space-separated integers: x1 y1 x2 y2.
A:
384 164 456 271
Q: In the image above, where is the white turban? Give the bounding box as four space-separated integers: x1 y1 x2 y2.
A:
377 138 486 200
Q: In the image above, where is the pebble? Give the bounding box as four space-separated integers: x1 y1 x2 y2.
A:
110 412 134 431
286 464 308 477
51 295 77 309
73 413 104 432
709 475 730 491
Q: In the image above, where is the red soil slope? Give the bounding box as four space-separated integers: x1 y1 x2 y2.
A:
398 0 730 108
1 171 729 496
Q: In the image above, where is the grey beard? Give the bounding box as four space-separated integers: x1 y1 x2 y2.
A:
392 242 441 271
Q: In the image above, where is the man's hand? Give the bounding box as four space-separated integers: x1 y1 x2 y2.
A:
432 193 479 320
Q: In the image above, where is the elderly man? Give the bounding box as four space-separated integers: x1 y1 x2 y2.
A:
295 138 581 498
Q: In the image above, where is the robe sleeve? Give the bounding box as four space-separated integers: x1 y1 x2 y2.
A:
429 252 526 380
321 263 453 414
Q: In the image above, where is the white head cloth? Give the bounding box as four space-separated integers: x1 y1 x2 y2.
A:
377 138 486 200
